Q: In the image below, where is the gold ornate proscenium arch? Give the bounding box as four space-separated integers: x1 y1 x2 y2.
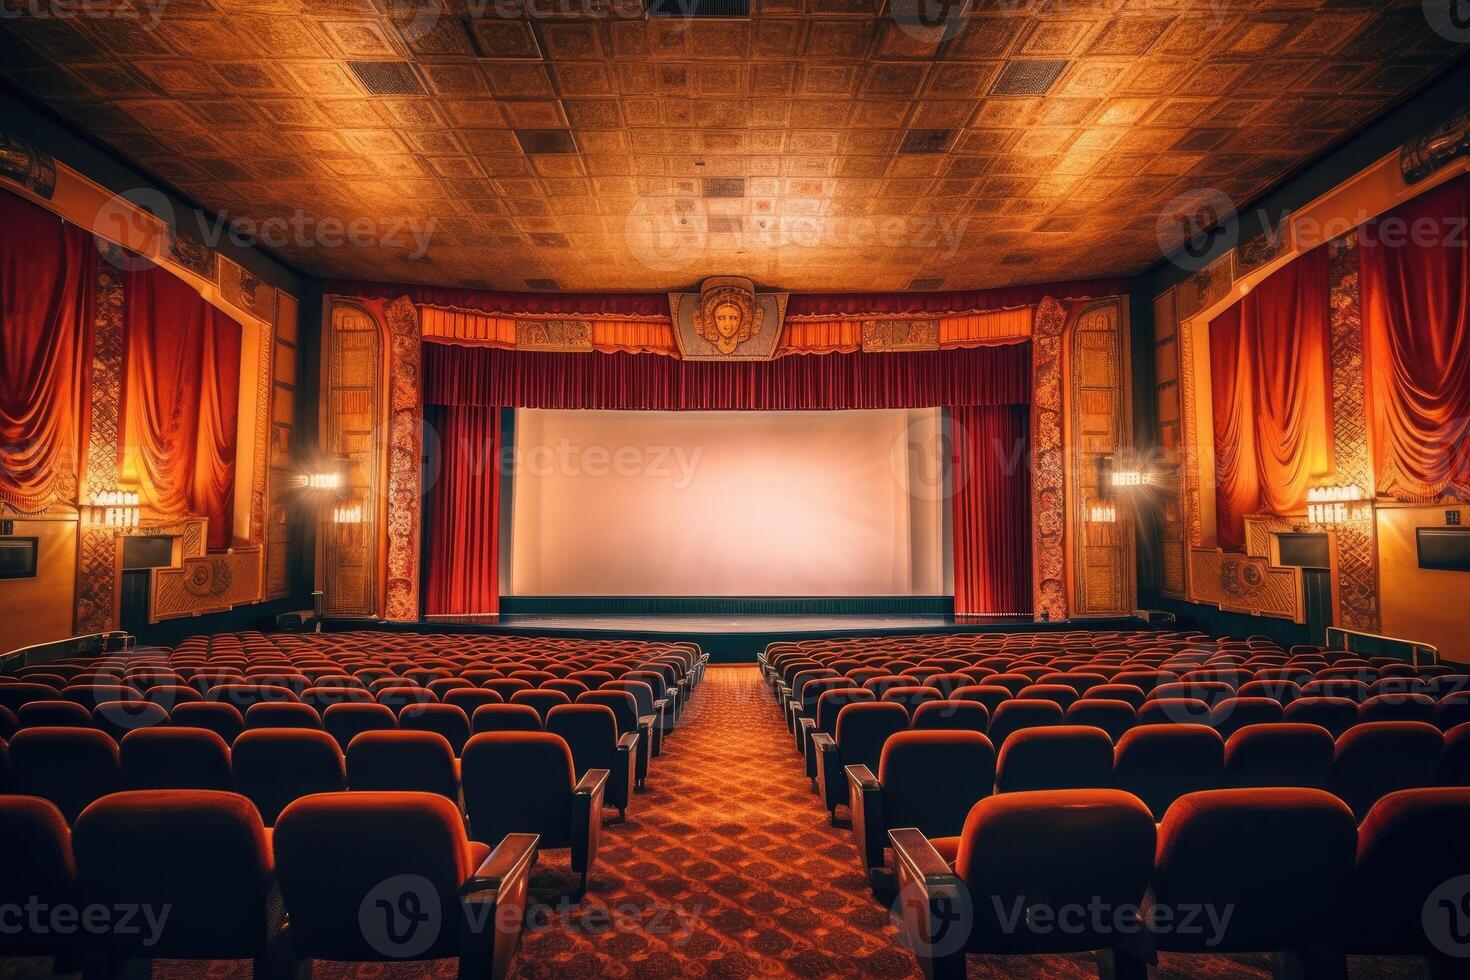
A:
321 291 1135 624
319 296 422 621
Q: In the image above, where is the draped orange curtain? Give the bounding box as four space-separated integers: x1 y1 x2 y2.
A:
1210 246 1334 550
1361 173 1470 500
0 190 94 509
121 262 242 549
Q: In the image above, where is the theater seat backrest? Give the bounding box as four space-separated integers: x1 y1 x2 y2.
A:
834 702 910 773
1112 724 1224 821
1222 723 1334 790
10 727 122 823
232 728 346 825
73 789 278 958
0 796 76 956
1329 721 1443 821
910 699 988 735
996 725 1114 794
346 730 458 800
462 731 576 849
121 727 233 792
878 730 994 838
274 791 478 961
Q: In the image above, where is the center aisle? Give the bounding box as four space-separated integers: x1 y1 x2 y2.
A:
513 664 922 979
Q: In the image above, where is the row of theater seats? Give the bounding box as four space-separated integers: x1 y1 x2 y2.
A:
2 789 537 979
890 785 1470 980
761 632 1470 977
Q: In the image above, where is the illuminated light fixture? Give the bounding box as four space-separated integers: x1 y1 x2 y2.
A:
1089 502 1118 524
331 503 364 525
82 490 140 530
1110 469 1153 488
1307 484 1371 525
300 471 343 491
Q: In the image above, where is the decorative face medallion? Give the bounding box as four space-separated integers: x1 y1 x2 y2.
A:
695 281 762 355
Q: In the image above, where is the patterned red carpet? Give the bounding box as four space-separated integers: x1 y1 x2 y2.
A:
11 666 1418 979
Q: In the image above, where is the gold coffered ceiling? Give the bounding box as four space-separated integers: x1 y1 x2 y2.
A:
0 0 1463 292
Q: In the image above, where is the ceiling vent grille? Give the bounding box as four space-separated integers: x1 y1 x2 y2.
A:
347 61 424 96
647 0 750 17
514 130 578 154
899 129 955 154
702 177 746 198
990 60 1068 96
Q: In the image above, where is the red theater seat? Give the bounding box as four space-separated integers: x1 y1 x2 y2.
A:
10 727 122 823
1440 722 1470 786
546 704 638 820
1357 692 1437 725
274 792 536 978
578 690 652 790
400 703 473 755
812 702 910 821
461 732 607 897
1222 722 1334 790
891 790 1155 977
1064 698 1135 742
995 725 1114 794
910 699 989 735
322 701 398 751
1208 696 1284 741
847 730 994 889
245 701 322 731
73 790 282 971
232 728 346 825
1329 721 1444 821
443 688 506 717
1339 787 1470 973
472 703 545 735
1144 788 1356 971
1112 725 1224 821
987 698 1064 750
1135 697 1211 727
0 796 78 958
346 730 459 800
121 727 233 791
19 699 94 729
171 701 245 744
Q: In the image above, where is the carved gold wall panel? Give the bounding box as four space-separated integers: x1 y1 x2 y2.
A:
1326 232 1380 632
265 293 298 601
383 297 423 623
1030 296 1067 623
1152 289 1187 599
1069 299 1135 617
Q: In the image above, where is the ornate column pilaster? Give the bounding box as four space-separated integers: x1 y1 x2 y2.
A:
383 297 423 622
1031 296 1068 622
1327 231 1380 631
75 241 126 634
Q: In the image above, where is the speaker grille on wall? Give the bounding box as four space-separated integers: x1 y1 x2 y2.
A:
347 61 425 95
647 0 750 17
991 60 1068 96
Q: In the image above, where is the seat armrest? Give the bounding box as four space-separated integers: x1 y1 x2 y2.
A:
846 764 885 882
571 768 609 890
616 732 639 753
889 828 970 980
811 732 841 816
798 717 818 773
459 833 539 980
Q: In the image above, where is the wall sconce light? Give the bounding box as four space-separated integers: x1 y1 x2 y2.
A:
1089 502 1118 524
331 503 364 525
1110 469 1153 489
1307 484 1371 525
82 490 141 530
300 471 343 491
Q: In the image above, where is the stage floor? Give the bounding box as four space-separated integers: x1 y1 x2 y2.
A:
429 613 991 634
333 612 1157 663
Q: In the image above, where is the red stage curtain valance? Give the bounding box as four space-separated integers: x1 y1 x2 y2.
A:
1361 172 1470 500
1209 246 1334 550
121 261 242 549
951 404 1033 616
0 190 94 509
423 404 502 616
423 342 1031 411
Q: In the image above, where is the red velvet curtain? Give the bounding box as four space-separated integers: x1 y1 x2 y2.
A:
951 405 1033 616
122 262 242 549
0 190 94 508
1361 173 1470 499
424 342 1031 411
1210 247 1334 550
423 404 502 616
